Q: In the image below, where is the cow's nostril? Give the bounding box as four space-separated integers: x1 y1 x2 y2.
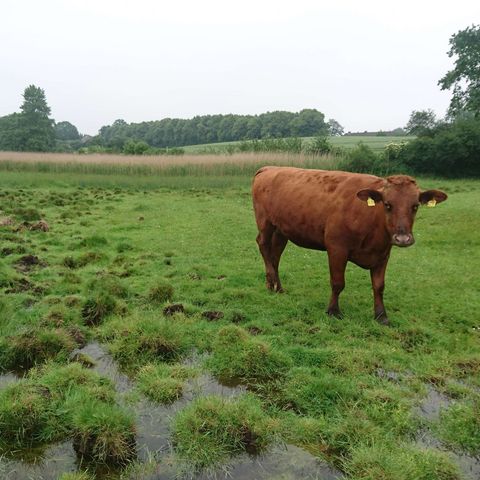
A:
393 234 414 247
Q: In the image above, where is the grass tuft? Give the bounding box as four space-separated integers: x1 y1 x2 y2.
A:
207 325 291 385
137 363 198 404
147 282 174 304
102 315 196 370
71 396 136 466
173 394 277 470
0 327 77 371
81 293 117 326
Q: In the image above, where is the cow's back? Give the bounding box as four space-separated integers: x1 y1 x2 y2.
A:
253 166 385 250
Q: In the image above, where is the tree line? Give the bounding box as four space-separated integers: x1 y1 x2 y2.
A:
0 90 341 153
96 109 334 150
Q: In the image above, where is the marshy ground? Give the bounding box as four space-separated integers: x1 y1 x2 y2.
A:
0 172 479 479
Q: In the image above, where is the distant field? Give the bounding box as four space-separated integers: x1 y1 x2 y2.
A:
182 135 413 153
328 135 412 151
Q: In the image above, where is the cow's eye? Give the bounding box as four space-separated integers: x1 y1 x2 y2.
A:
384 203 392 211
412 204 419 212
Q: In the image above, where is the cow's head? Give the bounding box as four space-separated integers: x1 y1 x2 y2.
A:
357 175 447 247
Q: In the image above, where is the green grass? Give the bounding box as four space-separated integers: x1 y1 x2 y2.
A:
0 171 478 477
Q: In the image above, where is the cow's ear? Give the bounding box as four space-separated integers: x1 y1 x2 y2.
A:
419 190 448 205
357 189 383 203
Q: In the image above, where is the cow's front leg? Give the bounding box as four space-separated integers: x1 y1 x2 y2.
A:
370 256 390 325
326 248 348 317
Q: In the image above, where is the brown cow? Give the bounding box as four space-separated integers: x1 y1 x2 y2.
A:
252 167 447 324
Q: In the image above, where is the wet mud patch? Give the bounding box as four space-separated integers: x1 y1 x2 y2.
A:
5 277 46 295
414 385 452 420
163 303 185 316
14 254 47 273
202 310 224 321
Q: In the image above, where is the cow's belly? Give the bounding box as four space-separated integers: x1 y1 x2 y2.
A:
288 235 327 251
276 223 326 251
349 248 391 270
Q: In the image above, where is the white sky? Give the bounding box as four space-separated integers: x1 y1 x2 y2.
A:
1 0 478 135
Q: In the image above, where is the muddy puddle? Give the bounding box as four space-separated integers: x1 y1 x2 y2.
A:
415 386 480 480
414 385 452 421
0 342 343 480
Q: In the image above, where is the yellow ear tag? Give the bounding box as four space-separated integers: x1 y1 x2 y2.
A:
427 199 437 207
367 197 376 207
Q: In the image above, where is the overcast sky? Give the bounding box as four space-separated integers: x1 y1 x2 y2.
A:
1 1 478 135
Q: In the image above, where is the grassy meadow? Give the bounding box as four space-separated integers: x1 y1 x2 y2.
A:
0 154 479 479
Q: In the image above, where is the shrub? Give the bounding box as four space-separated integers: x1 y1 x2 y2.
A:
341 143 378 173
304 136 332 155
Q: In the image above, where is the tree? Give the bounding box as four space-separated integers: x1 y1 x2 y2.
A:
0 114 22 150
19 85 55 151
439 24 480 118
0 85 55 151
328 118 344 136
405 109 437 135
55 121 80 141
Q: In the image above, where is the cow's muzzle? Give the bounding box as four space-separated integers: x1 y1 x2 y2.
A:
392 233 415 247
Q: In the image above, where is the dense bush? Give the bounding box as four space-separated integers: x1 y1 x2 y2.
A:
340 143 379 173
397 119 480 176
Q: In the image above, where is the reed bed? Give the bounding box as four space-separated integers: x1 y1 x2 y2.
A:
0 151 340 177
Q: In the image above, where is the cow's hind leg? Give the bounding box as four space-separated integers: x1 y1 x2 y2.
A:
326 248 348 317
269 230 288 292
256 222 277 290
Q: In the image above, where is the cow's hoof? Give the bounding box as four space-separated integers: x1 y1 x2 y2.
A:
327 308 342 318
273 283 284 293
375 313 390 326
